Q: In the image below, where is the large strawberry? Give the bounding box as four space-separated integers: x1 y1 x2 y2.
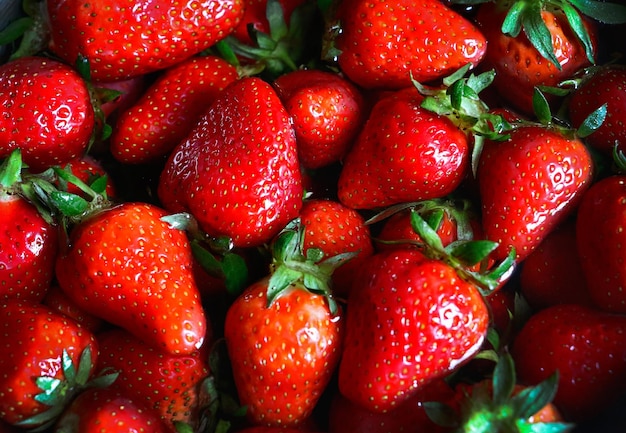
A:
0 56 95 171
330 0 487 89
55 202 208 355
477 124 594 262
224 221 344 427
110 55 240 164
46 0 245 81
158 76 303 248
0 150 58 302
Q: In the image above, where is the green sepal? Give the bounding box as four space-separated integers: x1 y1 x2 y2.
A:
0 16 33 45
576 103 607 138
522 3 562 69
613 142 626 174
568 0 626 24
492 352 516 405
8 0 50 60
423 401 460 428
501 1 526 37
49 190 90 217
532 87 553 125
445 239 498 267
562 2 594 63
511 372 559 420
0 149 23 188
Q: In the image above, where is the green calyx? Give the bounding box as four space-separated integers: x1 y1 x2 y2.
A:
15 345 119 432
266 218 355 314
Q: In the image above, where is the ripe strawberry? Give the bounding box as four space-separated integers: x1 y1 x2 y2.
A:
55 202 208 355
511 303 626 421
54 387 176 433
338 248 489 412
96 327 210 429
576 175 626 313
0 151 58 302
158 77 303 248
470 0 602 115
569 64 626 154
0 301 102 429
477 124 594 262
0 56 95 171
299 198 374 298
330 0 487 89
46 0 245 81
224 223 344 427
520 218 593 310
273 69 366 169
110 55 239 164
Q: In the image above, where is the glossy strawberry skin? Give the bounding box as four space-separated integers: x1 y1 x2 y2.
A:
0 301 97 427
55 202 208 355
158 77 303 248
338 249 489 413
0 56 95 171
0 191 58 302
576 175 626 313
110 55 239 164
337 88 470 210
273 69 366 169
96 328 210 429
511 304 626 421
224 280 343 427
477 125 593 262
47 0 245 81
334 0 486 89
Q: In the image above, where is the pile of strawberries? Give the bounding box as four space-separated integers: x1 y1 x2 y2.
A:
1 0 626 432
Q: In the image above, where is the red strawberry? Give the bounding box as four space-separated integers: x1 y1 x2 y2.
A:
55 202 208 355
110 55 239 164
0 301 101 429
158 77 303 248
273 69 366 169
46 0 245 81
331 0 487 89
520 218 593 310
473 0 599 115
0 151 58 302
299 198 374 298
576 175 626 313
96 328 210 429
42 285 105 334
569 64 626 154
477 124 594 262
224 223 344 427
338 248 489 412
337 86 470 209
0 56 95 171
54 387 176 433
511 303 626 421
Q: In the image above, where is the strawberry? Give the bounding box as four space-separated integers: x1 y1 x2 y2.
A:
231 0 306 46
273 69 366 169
42 285 105 334
46 0 245 81
54 202 208 355
96 327 210 429
511 303 626 421
519 218 593 310
329 0 487 89
477 124 594 262
576 175 626 313
0 56 95 171
0 301 106 429
569 64 626 154
54 387 176 433
157 76 303 248
0 150 58 302
56 155 117 200
224 222 344 427
110 55 240 164
299 198 374 298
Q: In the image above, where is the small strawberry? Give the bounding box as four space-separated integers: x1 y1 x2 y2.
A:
158 76 303 248
329 0 487 89
54 387 176 433
96 327 210 429
0 150 58 302
273 69 366 169
511 303 626 421
55 202 208 355
0 56 95 171
56 155 117 200
0 301 110 430
46 0 245 81
224 221 344 427
110 55 240 164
